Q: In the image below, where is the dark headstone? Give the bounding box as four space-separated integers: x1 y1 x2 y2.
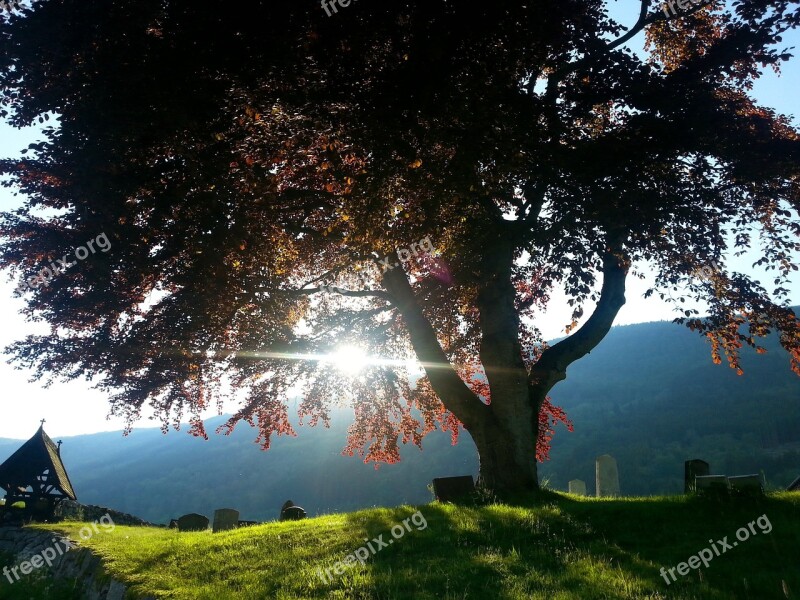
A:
238 520 259 528
788 476 800 492
729 474 763 497
568 479 587 496
432 475 475 502
212 508 240 533
177 513 209 532
280 506 307 521
685 459 711 493
695 475 729 497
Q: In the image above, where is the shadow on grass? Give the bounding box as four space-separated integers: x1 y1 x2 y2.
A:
0 550 83 600
322 493 800 599
559 493 799 599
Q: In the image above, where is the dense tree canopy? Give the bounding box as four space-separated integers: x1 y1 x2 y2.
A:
1 0 799 491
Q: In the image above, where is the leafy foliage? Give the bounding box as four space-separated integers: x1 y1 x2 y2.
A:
0 1 799 484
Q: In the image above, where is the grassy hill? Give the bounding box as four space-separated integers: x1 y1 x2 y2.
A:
3 492 799 599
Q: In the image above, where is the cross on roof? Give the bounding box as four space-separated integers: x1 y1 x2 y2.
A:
40 418 46 427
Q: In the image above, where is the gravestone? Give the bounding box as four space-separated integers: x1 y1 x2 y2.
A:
432 476 475 503
787 476 800 492
279 500 307 521
695 475 729 497
729 474 763 497
212 508 240 533
685 459 711 493
238 520 259 528
595 454 620 497
177 513 209 532
568 479 587 496
281 506 307 520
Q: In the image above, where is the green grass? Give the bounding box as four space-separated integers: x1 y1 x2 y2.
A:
3 492 800 599
0 550 83 600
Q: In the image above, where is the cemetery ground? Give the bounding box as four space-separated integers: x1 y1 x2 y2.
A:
2 492 799 599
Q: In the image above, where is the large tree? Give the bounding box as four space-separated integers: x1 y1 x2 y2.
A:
1 0 799 493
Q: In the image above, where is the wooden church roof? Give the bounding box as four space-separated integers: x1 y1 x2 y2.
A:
0 425 76 500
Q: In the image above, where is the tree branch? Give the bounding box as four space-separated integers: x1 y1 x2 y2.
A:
545 0 652 102
609 0 653 52
306 305 396 341
290 286 394 303
544 0 716 102
478 195 507 225
380 261 490 425
519 182 547 227
529 250 628 389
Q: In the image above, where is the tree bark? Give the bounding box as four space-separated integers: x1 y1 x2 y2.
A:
467 397 540 492
474 239 541 491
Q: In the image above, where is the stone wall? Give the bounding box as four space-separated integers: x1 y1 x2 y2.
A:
54 500 156 527
0 526 152 600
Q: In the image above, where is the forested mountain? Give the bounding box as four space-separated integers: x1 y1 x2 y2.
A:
2 316 798 524
540 314 800 494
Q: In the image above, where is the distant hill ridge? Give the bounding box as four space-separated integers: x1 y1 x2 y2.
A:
1 313 799 523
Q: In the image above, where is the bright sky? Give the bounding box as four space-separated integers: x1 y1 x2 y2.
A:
0 4 798 439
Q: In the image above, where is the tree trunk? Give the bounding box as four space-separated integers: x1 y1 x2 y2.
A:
473 239 542 493
381 236 627 497
467 400 539 492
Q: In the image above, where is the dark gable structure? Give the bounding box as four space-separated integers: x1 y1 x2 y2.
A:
0 422 76 520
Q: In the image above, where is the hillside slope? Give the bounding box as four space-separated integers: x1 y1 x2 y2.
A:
8 493 800 600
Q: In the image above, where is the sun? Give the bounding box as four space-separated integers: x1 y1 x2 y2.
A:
328 345 369 375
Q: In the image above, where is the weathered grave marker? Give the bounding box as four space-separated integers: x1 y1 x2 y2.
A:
212 508 240 533
238 520 259 527
281 506 307 520
177 513 209 532
279 500 307 521
568 479 587 496
595 455 620 497
729 474 763 497
432 476 475 503
684 459 710 493
695 475 729 497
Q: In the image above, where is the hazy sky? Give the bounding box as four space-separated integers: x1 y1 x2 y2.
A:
1 5 798 440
